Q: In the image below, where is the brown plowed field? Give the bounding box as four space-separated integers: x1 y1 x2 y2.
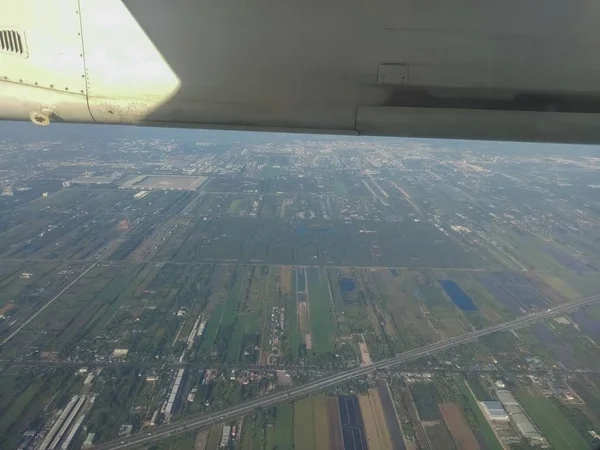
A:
439 403 480 450
325 397 344 450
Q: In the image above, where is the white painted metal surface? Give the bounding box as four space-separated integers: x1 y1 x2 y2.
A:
79 0 180 123
0 0 91 122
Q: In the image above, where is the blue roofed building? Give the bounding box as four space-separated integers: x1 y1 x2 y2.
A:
481 400 509 421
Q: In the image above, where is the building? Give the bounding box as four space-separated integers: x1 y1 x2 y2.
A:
496 390 546 444
220 425 231 447
133 190 149 199
512 411 545 443
495 380 506 389
112 348 129 358
118 424 133 437
496 390 518 406
481 401 509 421
83 373 95 386
150 410 159 426
83 433 95 447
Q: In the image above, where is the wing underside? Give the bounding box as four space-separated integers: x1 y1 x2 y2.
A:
1 0 600 143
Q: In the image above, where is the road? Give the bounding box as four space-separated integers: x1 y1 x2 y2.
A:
0 262 98 346
91 294 600 450
0 256 511 272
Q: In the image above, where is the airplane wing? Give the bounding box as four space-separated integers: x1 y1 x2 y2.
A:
1 0 600 143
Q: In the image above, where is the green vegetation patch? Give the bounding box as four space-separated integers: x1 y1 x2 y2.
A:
200 266 245 356
226 315 246 363
409 382 440 420
425 423 456 450
417 280 451 310
307 267 336 355
227 199 243 215
285 290 300 359
539 274 581 300
294 397 316 449
221 267 246 328
515 388 588 450
274 404 294 449
466 375 489 401
205 425 223 449
240 414 262 450
0 382 41 437
199 303 225 351
333 178 349 196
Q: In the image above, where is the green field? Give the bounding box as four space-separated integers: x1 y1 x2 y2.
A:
409 383 440 420
538 274 581 300
240 414 262 450
0 382 41 437
227 198 243 214
294 397 316 449
417 281 450 309
306 267 336 354
333 179 349 196
0 367 79 449
200 266 245 356
465 375 489 401
220 267 246 329
326 269 346 314
205 425 223 449
286 283 301 359
226 315 246 362
558 272 600 297
515 388 588 450
199 303 225 352
313 396 330 449
272 404 294 449
425 423 456 450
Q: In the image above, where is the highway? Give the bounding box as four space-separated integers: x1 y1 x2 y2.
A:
91 294 600 450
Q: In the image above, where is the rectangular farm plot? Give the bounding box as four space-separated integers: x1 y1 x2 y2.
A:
373 271 438 349
476 272 549 316
409 383 440 421
313 396 331 450
273 404 294 450
291 396 339 450
197 266 246 359
439 403 480 450
358 390 393 450
515 388 589 450
325 397 345 450
376 381 407 450
306 267 337 355
339 396 368 450
295 397 316 449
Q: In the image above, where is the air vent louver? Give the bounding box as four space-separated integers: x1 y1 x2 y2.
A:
0 29 25 56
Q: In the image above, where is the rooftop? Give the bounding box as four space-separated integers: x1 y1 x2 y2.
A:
481 401 509 421
496 389 518 406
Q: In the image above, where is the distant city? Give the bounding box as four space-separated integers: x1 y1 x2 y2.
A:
1 122 600 450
